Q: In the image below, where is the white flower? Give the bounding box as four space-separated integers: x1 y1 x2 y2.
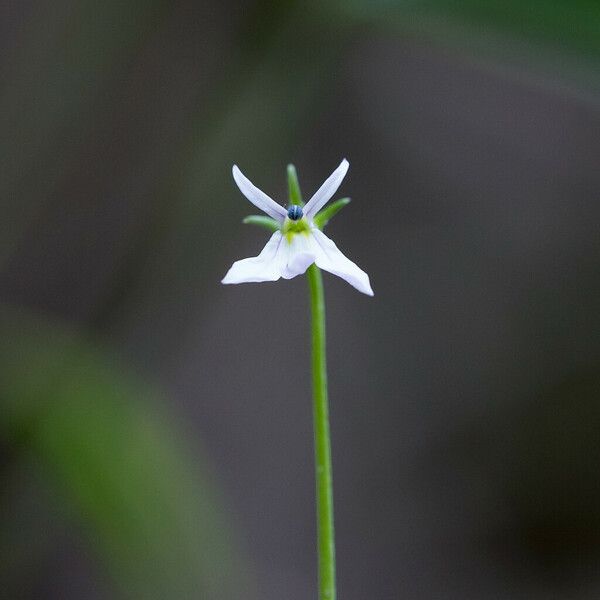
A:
221 159 374 296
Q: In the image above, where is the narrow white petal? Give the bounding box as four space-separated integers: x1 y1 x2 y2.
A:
222 232 284 284
232 165 287 222
279 233 316 279
304 159 349 219
310 229 374 296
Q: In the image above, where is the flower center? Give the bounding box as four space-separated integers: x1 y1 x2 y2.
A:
287 205 303 221
282 214 310 243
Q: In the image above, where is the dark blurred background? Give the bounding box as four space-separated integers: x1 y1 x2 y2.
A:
1 1 600 598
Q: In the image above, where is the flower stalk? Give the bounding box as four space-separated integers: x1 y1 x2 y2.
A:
307 262 336 600
287 165 336 600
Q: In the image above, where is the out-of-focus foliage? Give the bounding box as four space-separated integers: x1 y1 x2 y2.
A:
320 0 600 56
0 307 245 599
314 0 600 91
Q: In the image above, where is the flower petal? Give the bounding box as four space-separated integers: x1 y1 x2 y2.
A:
279 233 315 279
232 165 287 222
304 159 349 219
310 229 374 296
221 231 284 284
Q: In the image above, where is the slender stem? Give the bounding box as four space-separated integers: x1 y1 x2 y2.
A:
287 164 336 598
307 263 336 600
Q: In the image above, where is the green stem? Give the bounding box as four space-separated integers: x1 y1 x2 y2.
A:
307 263 336 600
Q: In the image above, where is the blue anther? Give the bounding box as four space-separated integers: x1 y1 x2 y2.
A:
287 205 303 221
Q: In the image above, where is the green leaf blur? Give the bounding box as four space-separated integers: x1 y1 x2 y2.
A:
0 309 244 599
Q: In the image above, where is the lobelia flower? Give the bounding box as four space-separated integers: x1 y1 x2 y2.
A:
221 159 374 296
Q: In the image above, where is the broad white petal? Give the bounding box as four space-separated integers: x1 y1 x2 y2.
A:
232 165 287 222
222 232 284 284
310 229 373 296
304 159 349 219
279 233 316 279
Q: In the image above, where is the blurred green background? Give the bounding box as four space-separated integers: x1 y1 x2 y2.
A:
1 1 600 598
